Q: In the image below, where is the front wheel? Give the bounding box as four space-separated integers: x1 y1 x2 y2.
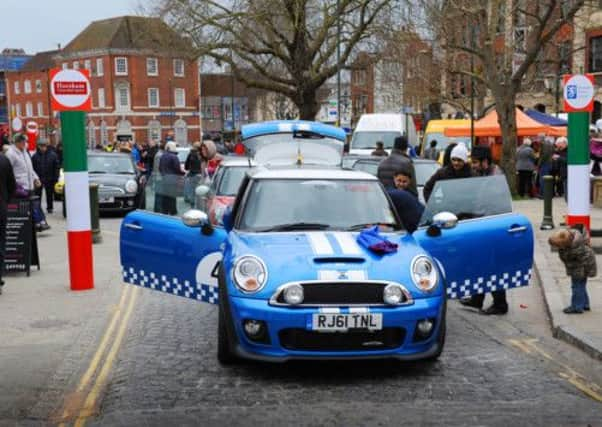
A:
217 268 237 365
424 313 446 362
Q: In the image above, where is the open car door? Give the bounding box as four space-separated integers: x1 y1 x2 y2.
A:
413 175 533 299
120 174 227 304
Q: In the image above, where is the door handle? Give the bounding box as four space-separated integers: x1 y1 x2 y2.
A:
125 223 143 231
507 226 527 233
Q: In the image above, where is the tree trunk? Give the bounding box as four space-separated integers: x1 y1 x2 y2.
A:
494 91 519 195
295 88 320 121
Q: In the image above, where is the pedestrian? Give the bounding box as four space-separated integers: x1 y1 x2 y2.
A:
548 227 597 314
537 136 555 197
6 133 50 231
31 139 60 214
423 142 472 202
376 135 418 196
55 142 64 168
0 151 16 295
552 137 568 198
460 145 509 315
516 138 537 198
424 140 439 160
158 141 185 215
393 169 414 194
184 142 202 206
441 141 457 167
371 141 388 157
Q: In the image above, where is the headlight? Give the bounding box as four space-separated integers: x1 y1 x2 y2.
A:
412 256 438 292
233 255 267 293
125 179 138 194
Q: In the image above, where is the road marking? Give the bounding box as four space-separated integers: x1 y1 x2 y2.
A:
74 286 139 426
509 337 602 403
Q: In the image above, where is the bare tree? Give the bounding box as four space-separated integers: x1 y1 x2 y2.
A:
418 0 593 193
148 0 396 119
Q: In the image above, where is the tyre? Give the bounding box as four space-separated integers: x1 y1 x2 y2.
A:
424 313 446 362
217 267 237 365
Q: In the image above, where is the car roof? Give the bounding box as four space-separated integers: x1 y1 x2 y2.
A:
250 166 377 181
221 157 256 167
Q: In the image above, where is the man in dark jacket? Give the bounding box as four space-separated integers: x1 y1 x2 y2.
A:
159 142 185 215
377 136 418 196
387 187 424 233
31 139 59 213
423 142 473 202
0 153 16 294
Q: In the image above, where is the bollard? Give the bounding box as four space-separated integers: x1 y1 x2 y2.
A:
540 175 555 230
89 183 102 243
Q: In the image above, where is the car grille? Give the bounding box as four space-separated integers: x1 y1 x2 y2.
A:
279 327 406 351
99 186 125 196
272 282 411 306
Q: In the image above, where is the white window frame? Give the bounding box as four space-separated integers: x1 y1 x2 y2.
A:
62 62 68 70
84 59 91 71
147 57 158 76
73 61 80 70
25 102 33 117
96 58 104 76
15 104 21 116
35 79 42 93
148 88 160 107
115 57 128 76
24 80 31 94
37 102 43 117
174 88 185 107
173 58 185 77
116 84 130 111
14 81 19 95
98 88 106 108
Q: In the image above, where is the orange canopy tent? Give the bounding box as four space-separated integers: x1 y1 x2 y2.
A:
444 108 567 138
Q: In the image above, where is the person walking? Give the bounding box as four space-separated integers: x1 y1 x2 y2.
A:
31 139 59 214
516 138 537 198
0 152 16 295
460 145 509 315
159 141 185 215
377 135 418 196
184 142 202 206
423 142 473 202
424 140 439 160
371 141 388 157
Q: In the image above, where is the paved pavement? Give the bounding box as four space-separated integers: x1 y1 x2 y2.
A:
514 197 602 361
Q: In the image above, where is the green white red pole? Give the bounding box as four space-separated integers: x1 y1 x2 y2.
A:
61 111 94 290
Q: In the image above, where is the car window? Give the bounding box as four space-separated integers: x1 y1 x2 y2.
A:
142 173 191 216
423 132 471 152
88 155 135 174
351 131 399 149
414 162 439 186
239 179 399 231
419 175 512 226
210 166 225 193
352 160 380 176
217 166 250 196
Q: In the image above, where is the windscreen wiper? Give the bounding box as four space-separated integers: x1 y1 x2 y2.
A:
88 170 107 174
256 222 331 232
346 222 398 231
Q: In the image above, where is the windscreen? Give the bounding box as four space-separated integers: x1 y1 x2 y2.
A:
217 166 250 196
88 155 135 174
414 162 440 186
239 179 399 231
351 131 400 149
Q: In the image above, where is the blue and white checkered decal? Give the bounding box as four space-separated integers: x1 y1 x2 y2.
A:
122 266 219 304
446 268 532 299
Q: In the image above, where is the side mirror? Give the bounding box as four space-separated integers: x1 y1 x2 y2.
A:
195 184 211 198
432 211 458 230
182 209 209 228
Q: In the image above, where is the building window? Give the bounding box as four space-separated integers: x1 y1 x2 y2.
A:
100 120 108 144
25 102 33 117
174 119 187 145
148 120 161 143
84 59 91 71
148 88 159 107
14 81 19 95
590 36 602 73
73 61 80 70
35 79 42 93
115 57 128 75
173 59 184 77
87 120 96 148
174 88 185 107
98 88 105 108
96 58 104 76
62 62 68 70
15 104 21 117
24 80 31 94
37 102 43 116
116 83 130 111
147 58 158 76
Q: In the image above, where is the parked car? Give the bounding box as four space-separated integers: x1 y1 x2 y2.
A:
120 120 534 364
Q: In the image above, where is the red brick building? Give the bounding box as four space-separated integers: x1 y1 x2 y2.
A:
6 16 200 147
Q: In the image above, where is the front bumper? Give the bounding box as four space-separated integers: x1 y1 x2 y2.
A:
98 195 138 212
228 295 445 362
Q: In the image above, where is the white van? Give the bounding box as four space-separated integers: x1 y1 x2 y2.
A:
349 113 418 155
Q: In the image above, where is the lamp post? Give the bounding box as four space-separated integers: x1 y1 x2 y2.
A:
470 25 476 145
336 0 341 127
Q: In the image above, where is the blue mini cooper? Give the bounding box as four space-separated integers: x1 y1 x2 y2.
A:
120 121 533 363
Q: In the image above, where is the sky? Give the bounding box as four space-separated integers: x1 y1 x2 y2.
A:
2 0 139 54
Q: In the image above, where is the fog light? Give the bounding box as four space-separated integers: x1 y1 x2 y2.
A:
127 199 135 206
283 284 304 305
383 284 404 305
416 319 434 335
244 319 263 336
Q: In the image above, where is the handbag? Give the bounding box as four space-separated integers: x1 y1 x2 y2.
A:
15 183 29 198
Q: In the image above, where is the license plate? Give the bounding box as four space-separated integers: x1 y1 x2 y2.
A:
99 196 114 203
312 313 382 331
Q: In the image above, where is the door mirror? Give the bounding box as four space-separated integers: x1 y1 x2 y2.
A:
432 211 458 229
182 209 208 228
195 185 211 198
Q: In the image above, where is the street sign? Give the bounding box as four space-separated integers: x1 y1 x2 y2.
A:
50 68 92 112
11 117 22 132
563 74 594 113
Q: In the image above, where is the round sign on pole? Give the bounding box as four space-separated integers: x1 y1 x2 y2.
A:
11 117 22 132
50 68 92 112
563 74 594 112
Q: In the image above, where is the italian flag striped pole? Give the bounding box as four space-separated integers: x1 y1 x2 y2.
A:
61 111 94 290
567 111 591 231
